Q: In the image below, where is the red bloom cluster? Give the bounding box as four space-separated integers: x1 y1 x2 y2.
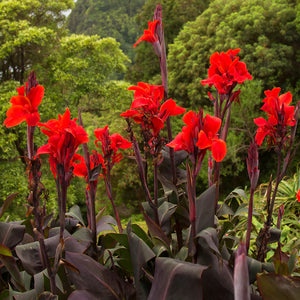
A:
201 49 252 94
121 82 185 138
73 151 105 181
167 110 227 162
254 88 296 146
94 125 132 165
4 80 44 128
297 189 300 202
133 20 159 48
37 108 89 177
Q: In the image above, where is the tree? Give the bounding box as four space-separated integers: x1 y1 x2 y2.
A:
126 0 210 83
0 0 135 219
168 0 300 108
0 0 74 83
68 0 147 63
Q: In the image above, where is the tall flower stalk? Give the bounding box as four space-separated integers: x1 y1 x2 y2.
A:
3 71 57 294
121 82 184 223
93 126 132 233
245 142 260 253
254 88 300 260
167 109 227 259
37 108 89 241
133 4 178 185
201 49 252 210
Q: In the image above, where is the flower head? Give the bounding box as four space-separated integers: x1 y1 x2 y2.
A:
4 71 44 127
121 82 185 139
201 49 252 94
37 108 89 177
94 126 132 166
133 20 159 48
73 151 105 181
167 110 227 162
297 189 300 202
254 88 296 147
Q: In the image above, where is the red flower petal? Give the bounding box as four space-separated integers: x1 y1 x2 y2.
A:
212 139 227 162
203 114 221 136
196 130 212 149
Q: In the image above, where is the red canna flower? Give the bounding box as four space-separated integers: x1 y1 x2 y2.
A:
121 82 185 138
167 111 227 162
196 114 227 162
261 88 295 127
167 111 202 154
73 151 105 180
4 75 44 127
201 49 252 94
133 20 159 48
254 88 296 147
297 189 300 202
94 126 132 165
37 108 89 177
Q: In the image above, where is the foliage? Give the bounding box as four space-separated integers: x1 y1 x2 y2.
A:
0 0 74 83
168 0 300 108
68 0 147 63
126 0 210 83
1 2 300 300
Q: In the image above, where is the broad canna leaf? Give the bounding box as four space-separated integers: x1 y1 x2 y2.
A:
0 244 25 292
196 228 234 300
158 202 177 235
0 222 25 250
148 257 208 300
65 205 86 227
127 221 156 300
195 184 216 234
257 273 300 300
65 252 134 300
96 215 117 234
68 290 100 300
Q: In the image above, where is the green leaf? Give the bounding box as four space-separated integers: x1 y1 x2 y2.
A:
257 273 300 300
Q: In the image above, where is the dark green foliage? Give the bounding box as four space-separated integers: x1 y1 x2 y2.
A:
68 0 147 63
168 0 300 108
127 0 210 83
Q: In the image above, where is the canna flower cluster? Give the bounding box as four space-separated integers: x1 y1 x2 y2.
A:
37 108 89 178
73 151 105 182
4 71 44 127
94 125 132 166
121 82 185 142
254 87 296 147
201 49 252 95
167 110 227 162
133 20 159 48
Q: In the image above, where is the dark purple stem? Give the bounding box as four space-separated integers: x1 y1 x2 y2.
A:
78 110 97 250
245 187 255 253
104 171 123 233
126 119 159 224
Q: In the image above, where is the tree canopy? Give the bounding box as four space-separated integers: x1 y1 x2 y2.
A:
0 0 74 83
68 0 147 62
168 0 300 108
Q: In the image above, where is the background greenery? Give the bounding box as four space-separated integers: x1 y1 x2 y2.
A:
0 0 299 220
